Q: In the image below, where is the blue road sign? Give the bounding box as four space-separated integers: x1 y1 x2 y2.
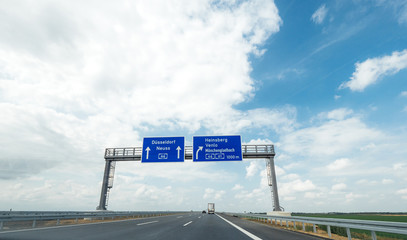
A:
193 135 242 161
142 137 185 162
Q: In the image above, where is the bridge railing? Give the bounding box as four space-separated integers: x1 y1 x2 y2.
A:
0 211 184 231
105 147 143 157
242 145 274 154
104 144 275 159
229 213 407 240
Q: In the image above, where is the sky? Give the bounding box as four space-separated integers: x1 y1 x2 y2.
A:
0 0 406 213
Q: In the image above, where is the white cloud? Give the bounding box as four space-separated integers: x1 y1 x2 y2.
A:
304 192 317 199
283 162 300 170
244 138 274 145
246 161 263 178
0 178 100 210
392 0 407 24
393 163 407 170
311 4 328 24
356 179 368 185
1 1 407 214
234 169 272 206
331 183 347 192
369 104 378 111
376 0 407 25
235 188 268 203
280 179 316 196
203 188 226 201
400 5 407 24
396 188 407 200
204 106 297 134
275 165 286 176
283 196 296 201
232 184 243 191
327 158 351 171
397 188 407 195
393 163 407 181
360 143 376 151
281 173 300 181
0 0 281 118
345 192 366 202
109 181 188 209
117 161 236 183
277 68 303 80
382 179 394 184
400 91 407 97
340 49 407 91
0 0 288 212
203 188 214 199
215 191 226 200
282 109 382 156
0 0 283 180
356 179 379 185
317 108 353 121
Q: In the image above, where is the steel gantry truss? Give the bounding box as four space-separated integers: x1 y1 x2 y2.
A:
97 145 282 212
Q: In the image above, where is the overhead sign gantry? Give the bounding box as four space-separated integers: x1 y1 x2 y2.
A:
96 136 282 213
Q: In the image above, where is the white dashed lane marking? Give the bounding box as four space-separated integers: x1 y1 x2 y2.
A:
183 221 193 227
137 221 158 226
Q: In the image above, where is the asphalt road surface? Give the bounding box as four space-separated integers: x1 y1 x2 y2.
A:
0 213 329 240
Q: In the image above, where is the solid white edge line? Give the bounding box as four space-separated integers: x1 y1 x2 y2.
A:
0 219 133 234
137 220 158 226
183 221 193 226
216 214 262 240
0 215 173 234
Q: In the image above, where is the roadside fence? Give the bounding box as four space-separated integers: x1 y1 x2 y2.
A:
228 213 407 240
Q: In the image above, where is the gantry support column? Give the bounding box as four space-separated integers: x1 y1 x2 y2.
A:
96 160 112 210
266 156 281 211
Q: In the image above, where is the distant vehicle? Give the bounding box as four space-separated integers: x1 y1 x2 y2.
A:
208 203 215 214
202 210 206 214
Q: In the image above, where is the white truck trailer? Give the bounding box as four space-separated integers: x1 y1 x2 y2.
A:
208 203 215 214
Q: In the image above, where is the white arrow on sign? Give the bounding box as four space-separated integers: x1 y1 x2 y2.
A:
176 146 182 159
195 146 203 160
145 147 151 159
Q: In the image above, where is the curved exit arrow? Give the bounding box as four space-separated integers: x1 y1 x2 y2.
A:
195 146 203 160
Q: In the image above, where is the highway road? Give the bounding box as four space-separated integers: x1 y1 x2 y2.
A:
0 213 329 240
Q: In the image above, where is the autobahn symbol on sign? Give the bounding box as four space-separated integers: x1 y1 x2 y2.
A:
142 137 185 162
193 135 242 161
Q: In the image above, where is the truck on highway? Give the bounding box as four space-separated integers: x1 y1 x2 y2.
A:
207 203 215 214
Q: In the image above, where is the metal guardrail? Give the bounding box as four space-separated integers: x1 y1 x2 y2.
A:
104 144 275 160
0 211 185 231
229 213 407 240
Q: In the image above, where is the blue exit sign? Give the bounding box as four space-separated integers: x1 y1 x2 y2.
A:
142 137 185 162
193 135 242 161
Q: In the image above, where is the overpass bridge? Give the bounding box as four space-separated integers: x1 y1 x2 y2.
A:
97 144 282 212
